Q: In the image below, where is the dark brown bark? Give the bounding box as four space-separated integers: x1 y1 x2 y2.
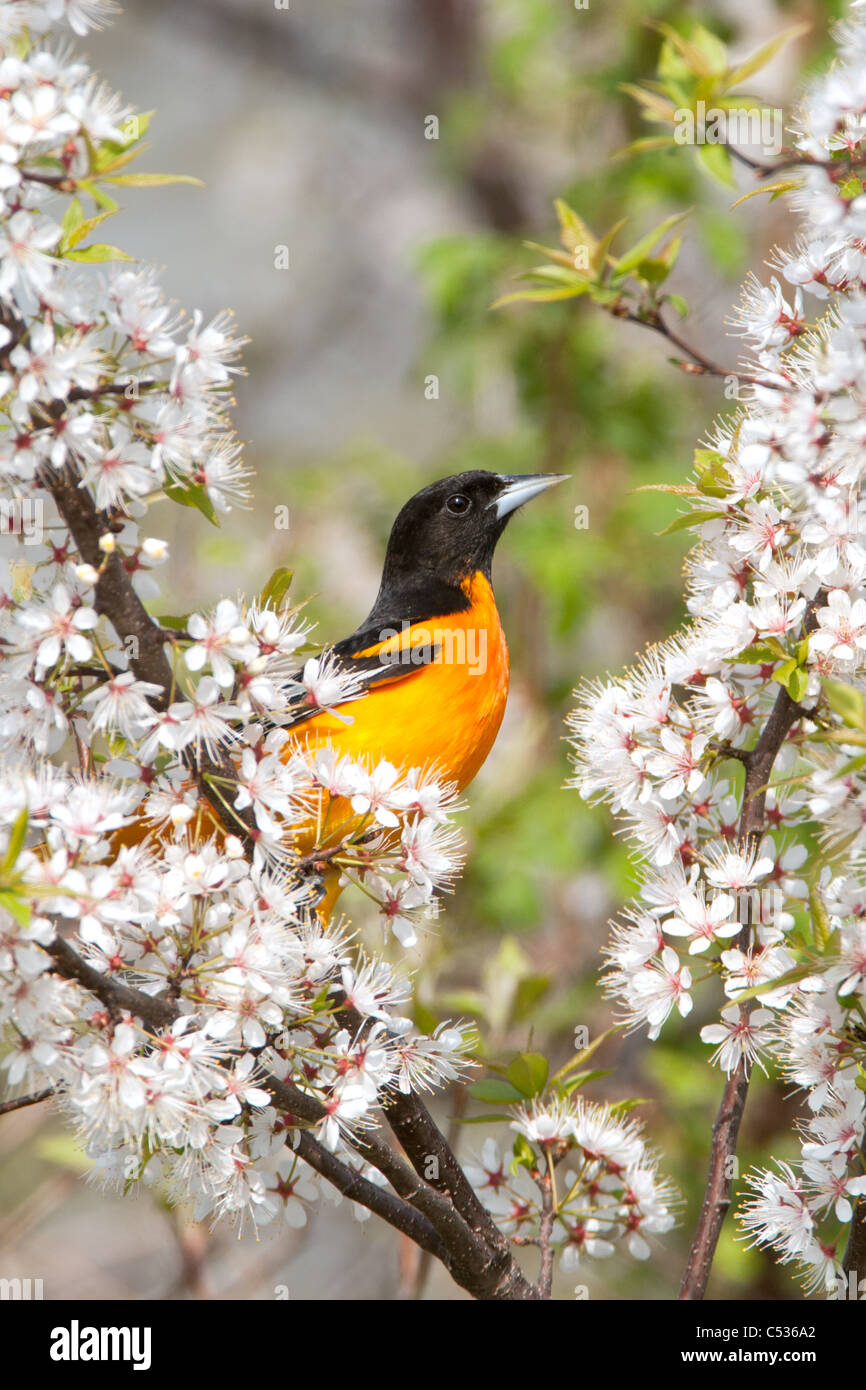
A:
42 931 538 1298
679 611 822 1299
44 463 258 850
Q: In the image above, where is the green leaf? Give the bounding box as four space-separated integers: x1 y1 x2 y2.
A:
103 172 204 188
469 1078 527 1104
520 264 591 288
728 961 823 1003
156 614 190 632
60 206 115 254
694 448 731 496
164 479 220 527
730 178 800 210
665 292 690 319
551 1025 620 1085
558 1068 613 1096
735 641 785 664
512 974 551 1024
809 729 866 747
613 211 691 277
696 141 735 188
65 242 133 263
0 889 31 927
116 110 155 148
630 243 681 285
587 285 623 307
657 507 725 536
608 1096 652 1117
259 567 294 611
612 135 676 158
810 884 832 951
694 447 727 468
412 1001 438 1036
59 197 84 252
491 286 586 308
788 666 809 703
437 988 486 1017
619 81 678 124
91 111 155 166
651 21 726 80
592 218 628 274
635 482 703 495
773 658 809 702
510 1133 537 1174
506 1051 549 1098
554 198 598 260
689 23 730 76
77 178 119 213
725 24 810 89
2 808 29 875
822 677 866 731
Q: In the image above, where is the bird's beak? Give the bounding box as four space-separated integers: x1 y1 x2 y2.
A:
490 473 570 520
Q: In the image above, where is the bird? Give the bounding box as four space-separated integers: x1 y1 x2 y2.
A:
114 470 567 911
273 469 568 908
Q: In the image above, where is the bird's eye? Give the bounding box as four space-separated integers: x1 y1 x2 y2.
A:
445 493 472 516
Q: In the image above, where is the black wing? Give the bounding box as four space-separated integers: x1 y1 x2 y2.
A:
269 620 440 733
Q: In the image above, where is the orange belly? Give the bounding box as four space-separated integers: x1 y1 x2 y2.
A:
112 576 510 917
284 572 510 792
284 573 509 913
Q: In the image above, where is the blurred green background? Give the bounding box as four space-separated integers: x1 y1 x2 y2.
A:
0 0 847 1300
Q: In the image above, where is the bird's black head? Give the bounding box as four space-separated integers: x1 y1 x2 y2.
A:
365 470 567 626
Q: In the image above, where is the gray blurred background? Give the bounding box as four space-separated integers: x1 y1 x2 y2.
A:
0 0 840 1300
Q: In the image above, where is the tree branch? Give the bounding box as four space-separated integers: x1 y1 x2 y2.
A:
679 604 822 1300
618 308 786 390
843 1141 866 1287
336 997 536 1295
33 459 539 1298
41 931 538 1298
292 1129 447 1264
0 1087 54 1117
537 1165 555 1300
45 935 178 1028
728 145 866 179
40 461 259 854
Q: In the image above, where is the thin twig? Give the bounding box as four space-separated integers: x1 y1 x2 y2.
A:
843 1139 866 1287
679 601 823 1299
728 145 866 179
42 931 538 1299
537 1161 555 1299
619 308 786 390
0 1087 54 1117
40 460 259 855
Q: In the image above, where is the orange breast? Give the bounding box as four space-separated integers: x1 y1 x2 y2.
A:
112 576 510 907
285 572 510 791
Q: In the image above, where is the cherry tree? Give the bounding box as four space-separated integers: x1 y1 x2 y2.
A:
0 0 674 1300
554 6 866 1299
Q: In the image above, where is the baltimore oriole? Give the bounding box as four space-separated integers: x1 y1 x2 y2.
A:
272 469 567 909
116 469 566 910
